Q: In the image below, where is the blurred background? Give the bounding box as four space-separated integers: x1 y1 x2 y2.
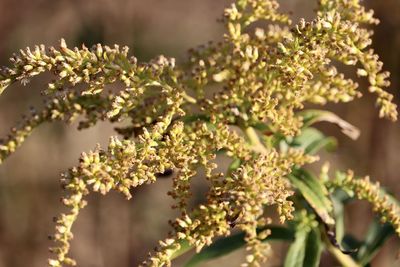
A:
0 0 399 266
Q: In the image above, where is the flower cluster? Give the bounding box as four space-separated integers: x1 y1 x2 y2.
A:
329 171 400 236
0 0 398 267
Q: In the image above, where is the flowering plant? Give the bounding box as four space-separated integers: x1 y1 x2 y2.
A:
0 0 398 266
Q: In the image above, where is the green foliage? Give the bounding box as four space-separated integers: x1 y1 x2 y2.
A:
284 212 321 267
288 169 334 225
0 0 399 266
184 226 294 267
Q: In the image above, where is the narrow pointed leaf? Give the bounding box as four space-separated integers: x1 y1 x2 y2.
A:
227 158 242 175
299 109 360 140
331 189 352 243
304 228 322 267
284 228 308 267
289 169 335 225
291 127 337 154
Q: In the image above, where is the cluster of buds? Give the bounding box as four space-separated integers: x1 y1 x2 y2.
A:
330 171 400 236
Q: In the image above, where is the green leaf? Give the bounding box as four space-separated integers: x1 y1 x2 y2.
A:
171 240 193 261
182 114 210 124
284 228 308 267
299 109 360 140
331 189 352 243
284 221 322 267
356 219 395 266
184 226 294 267
289 169 335 225
251 121 287 148
291 127 337 154
303 228 323 267
227 158 241 175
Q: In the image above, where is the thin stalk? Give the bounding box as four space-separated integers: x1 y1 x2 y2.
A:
322 230 361 267
244 127 268 154
182 92 197 104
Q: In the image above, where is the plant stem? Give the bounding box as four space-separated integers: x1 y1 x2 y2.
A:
322 230 361 267
244 127 268 154
182 92 197 104
327 245 360 267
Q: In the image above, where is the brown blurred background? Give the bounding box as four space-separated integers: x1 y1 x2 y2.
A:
0 1 399 266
